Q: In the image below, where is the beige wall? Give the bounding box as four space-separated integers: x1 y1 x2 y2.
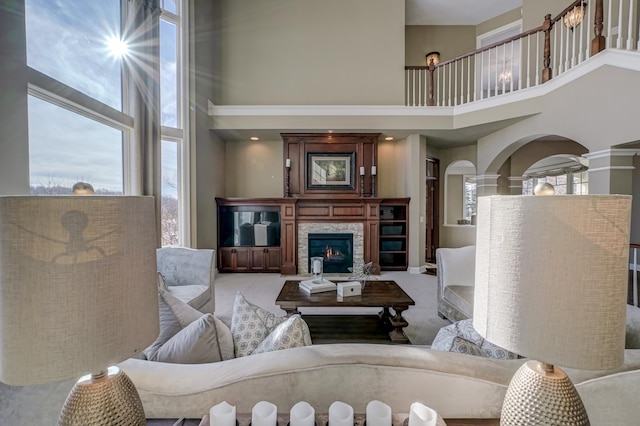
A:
224 140 284 197
378 138 407 198
405 26 476 66
476 8 523 36
509 139 587 176
522 0 564 31
215 0 405 105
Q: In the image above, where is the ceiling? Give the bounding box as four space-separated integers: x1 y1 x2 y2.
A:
406 0 523 26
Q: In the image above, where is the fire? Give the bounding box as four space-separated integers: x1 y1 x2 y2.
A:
325 245 342 259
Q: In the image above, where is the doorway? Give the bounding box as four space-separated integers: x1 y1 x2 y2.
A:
425 157 439 264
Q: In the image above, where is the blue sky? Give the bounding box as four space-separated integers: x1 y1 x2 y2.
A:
26 0 179 197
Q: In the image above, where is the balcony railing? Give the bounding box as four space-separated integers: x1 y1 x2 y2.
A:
405 0 640 107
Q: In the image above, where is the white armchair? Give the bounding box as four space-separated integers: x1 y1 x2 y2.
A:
156 246 215 314
436 245 475 322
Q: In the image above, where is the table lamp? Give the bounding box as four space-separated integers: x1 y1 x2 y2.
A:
0 196 159 425
473 195 631 425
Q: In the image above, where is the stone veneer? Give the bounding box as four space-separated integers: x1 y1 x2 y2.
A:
297 222 364 274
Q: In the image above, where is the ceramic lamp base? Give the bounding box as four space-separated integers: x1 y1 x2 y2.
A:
58 366 146 426
501 360 589 426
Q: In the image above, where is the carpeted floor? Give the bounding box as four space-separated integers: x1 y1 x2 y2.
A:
0 271 448 425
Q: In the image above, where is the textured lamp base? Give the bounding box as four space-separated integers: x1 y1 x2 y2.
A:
501 360 589 426
58 366 146 426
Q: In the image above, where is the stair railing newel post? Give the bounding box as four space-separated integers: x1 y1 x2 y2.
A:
592 0 606 55
542 14 553 83
427 59 436 106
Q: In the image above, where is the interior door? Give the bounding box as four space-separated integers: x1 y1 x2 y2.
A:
425 157 439 264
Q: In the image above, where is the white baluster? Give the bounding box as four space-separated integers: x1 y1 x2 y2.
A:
466 55 471 104
480 51 485 100
634 247 638 307
527 35 531 88
536 31 542 86
493 48 498 97
448 63 452 106
454 60 458 106
418 67 422 106
436 67 441 106
617 0 624 48
585 0 591 59
406 70 410 106
607 0 613 48
510 41 514 93
627 0 634 50
572 7 578 67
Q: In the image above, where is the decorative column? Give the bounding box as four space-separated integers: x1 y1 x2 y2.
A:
583 149 639 195
371 165 377 197
475 174 501 197
507 176 525 195
285 158 291 197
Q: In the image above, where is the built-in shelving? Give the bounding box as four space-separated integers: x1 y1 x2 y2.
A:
379 201 409 271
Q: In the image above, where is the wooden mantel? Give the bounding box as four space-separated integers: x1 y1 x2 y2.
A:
280 197 386 275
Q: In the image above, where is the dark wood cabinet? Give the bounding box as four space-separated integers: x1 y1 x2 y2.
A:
216 198 284 273
379 199 409 271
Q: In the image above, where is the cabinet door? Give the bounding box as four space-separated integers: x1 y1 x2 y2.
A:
249 248 266 271
264 248 282 272
219 248 235 272
234 248 252 272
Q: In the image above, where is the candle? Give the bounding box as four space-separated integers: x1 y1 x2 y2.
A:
290 401 315 426
285 158 291 168
313 259 322 274
360 166 365 176
210 401 236 426
408 402 437 426
371 166 377 176
252 401 278 426
329 401 353 426
366 400 391 426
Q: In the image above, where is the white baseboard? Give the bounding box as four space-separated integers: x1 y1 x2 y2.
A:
407 266 426 274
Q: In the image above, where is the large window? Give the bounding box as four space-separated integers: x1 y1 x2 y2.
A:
522 172 589 195
160 1 189 246
25 0 123 110
28 96 124 194
24 0 191 245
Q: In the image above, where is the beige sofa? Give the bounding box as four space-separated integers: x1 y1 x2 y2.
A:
436 245 475 322
120 344 640 425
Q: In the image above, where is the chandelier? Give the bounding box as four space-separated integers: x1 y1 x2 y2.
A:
563 2 587 30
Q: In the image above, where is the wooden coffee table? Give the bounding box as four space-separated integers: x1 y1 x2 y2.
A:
275 280 415 343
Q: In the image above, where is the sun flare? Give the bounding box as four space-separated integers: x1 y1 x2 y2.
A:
106 36 129 58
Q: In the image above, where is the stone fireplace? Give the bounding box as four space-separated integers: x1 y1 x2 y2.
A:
307 233 354 273
297 222 364 275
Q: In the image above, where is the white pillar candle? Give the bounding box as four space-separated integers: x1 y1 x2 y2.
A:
252 401 278 426
360 166 365 176
408 402 437 426
290 401 315 426
329 401 353 426
210 401 236 426
313 259 322 274
371 166 377 176
366 400 391 426
286 158 291 168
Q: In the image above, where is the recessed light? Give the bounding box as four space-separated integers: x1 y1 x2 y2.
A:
384 136 394 141
250 136 259 141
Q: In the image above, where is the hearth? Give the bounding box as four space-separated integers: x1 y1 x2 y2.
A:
308 233 354 273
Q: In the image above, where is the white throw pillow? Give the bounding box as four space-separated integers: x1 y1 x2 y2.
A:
151 313 235 363
253 314 312 355
144 287 234 362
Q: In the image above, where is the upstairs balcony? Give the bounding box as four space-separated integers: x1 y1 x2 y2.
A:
209 0 640 143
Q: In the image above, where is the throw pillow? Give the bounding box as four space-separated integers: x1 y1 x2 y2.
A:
231 292 287 357
152 313 235 363
144 287 234 363
253 314 312 355
431 319 519 360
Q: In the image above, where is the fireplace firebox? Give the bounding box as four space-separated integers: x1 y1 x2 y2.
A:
308 233 354 273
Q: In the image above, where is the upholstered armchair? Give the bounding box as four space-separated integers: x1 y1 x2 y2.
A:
436 245 475 322
156 246 216 314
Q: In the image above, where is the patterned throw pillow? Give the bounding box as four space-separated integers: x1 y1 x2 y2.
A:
253 315 312 355
231 292 312 357
431 319 519 360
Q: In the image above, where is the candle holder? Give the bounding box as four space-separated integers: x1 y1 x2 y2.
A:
310 256 324 283
371 175 376 197
360 176 365 198
285 165 291 197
